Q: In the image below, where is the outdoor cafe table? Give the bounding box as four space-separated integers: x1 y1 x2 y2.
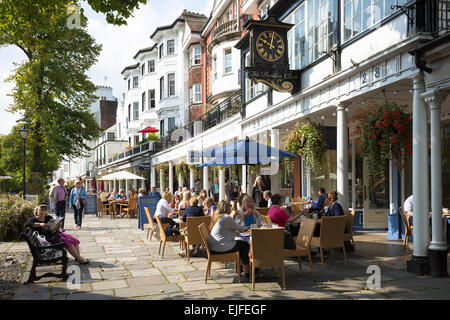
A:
112 199 128 217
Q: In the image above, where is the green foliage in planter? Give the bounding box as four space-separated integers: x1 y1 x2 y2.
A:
351 101 412 173
285 121 326 174
156 163 168 175
0 195 35 241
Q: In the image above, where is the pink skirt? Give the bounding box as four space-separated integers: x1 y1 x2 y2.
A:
59 231 80 247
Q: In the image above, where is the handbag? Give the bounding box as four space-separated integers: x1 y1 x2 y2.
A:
33 231 50 247
283 230 296 250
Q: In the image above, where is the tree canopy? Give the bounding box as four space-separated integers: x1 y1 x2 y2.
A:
0 0 147 193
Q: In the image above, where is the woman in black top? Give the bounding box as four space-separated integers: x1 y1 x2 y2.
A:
25 205 89 264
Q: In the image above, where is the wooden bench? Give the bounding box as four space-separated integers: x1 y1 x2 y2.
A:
20 229 68 284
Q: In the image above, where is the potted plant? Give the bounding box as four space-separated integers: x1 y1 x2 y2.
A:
285 121 326 173
350 101 412 172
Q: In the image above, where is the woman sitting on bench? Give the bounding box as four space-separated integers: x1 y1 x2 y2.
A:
24 205 89 264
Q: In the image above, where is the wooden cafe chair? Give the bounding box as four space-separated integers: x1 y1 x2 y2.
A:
256 207 269 216
123 198 138 219
183 216 211 261
261 215 272 226
284 218 317 274
310 216 348 266
344 210 356 250
198 223 241 283
144 207 155 241
250 228 286 290
155 215 184 259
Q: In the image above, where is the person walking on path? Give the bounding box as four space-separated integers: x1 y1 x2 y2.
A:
50 178 68 231
69 180 87 230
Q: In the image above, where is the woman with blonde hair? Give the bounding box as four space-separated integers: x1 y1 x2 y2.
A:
128 187 138 199
179 191 191 209
203 197 216 217
252 176 266 207
24 205 89 264
231 195 263 228
208 200 250 278
198 189 208 206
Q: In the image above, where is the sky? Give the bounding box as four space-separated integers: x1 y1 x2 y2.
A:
0 0 212 135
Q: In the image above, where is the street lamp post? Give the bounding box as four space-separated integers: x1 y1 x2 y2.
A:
19 124 29 200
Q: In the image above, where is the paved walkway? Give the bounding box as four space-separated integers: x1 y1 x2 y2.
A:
2 213 450 300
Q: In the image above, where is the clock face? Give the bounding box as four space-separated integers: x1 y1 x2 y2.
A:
256 31 285 62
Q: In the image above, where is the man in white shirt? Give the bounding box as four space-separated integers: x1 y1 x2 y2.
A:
404 195 413 225
155 191 176 227
263 190 272 208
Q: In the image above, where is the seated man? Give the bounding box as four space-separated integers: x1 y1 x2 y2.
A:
303 188 326 215
404 194 413 226
263 190 272 208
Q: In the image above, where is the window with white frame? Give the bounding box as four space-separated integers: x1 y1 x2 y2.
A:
168 73 175 97
128 79 131 90
212 55 217 80
167 40 175 55
160 119 165 136
343 0 407 42
133 102 139 120
141 63 145 76
224 48 232 74
285 0 337 69
148 89 155 109
128 104 131 120
142 92 146 111
190 45 201 66
159 43 164 59
245 53 267 101
159 76 165 100
168 117 176 132
190 84 202 104
148 60 155 73
133 76 139 88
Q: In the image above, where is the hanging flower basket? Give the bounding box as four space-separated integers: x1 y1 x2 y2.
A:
285 121 326 173
175 162 189 178
188 164 201 178
156 163 169 175
350 101 412 172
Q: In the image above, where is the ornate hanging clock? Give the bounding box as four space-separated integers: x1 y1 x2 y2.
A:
236 14 300 93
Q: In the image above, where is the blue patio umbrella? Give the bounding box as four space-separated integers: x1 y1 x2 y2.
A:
197 137 297 167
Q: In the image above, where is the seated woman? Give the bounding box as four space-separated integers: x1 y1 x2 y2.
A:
107 190 117 201
229 186 239 201
25 205 89 264
231 195 263 228
115 189 128 218
268 194 301 228
128 187 138 199
197 189 208 207
203 197 216 217
179 191 191 209
99 190 110 204
170 194 181 209
207 201 250 278
323 191 344 217
154 191 177 227
138 188 147 197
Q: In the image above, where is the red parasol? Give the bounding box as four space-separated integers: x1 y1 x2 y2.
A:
98 180 104 192
91 177 97 192
138 126 159 133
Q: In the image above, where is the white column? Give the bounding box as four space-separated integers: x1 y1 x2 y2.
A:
411 73 429 258
141 179 145 190
133 168 137 190
151 165 156 189
337 105 349 212
178 172 183 189
203 166 209 195
423 89 448 251
242 165 247 194
168 161 173 193
219 169 225 201
190 169 194 190
270 129 280 194
160 168 165 192
125 180 129 195
109 181 112 192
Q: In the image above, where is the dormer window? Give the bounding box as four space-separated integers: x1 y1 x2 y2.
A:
159 43 164 59
167 40 175 55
